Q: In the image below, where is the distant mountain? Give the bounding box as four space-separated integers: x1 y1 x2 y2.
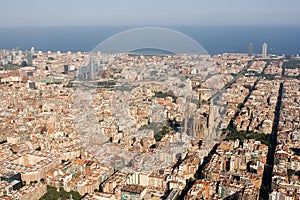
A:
130 48 175 55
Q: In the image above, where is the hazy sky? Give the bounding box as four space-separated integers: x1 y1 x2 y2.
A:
1 0 300 27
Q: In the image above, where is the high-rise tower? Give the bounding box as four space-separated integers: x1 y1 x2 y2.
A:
88 57 96 80
247 43 253 56
262 42 267 58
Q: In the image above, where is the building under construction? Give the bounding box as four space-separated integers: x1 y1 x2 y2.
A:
185 79 214 140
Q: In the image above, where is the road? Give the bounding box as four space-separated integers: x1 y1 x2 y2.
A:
259 65 285 200
210 60 254 101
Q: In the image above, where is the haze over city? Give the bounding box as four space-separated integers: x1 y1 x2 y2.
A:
0 1 300 200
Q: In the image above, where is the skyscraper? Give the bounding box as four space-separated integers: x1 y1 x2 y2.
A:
88 57 96 80
247 43 253 56
30 46 35 54
262 42 268 58
26 53 32 66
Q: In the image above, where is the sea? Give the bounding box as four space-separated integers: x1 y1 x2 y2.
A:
0 26 300 56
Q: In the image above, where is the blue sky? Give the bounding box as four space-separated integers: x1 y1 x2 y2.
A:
1 0 300 27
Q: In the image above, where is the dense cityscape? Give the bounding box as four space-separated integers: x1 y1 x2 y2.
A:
0 41 299 200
